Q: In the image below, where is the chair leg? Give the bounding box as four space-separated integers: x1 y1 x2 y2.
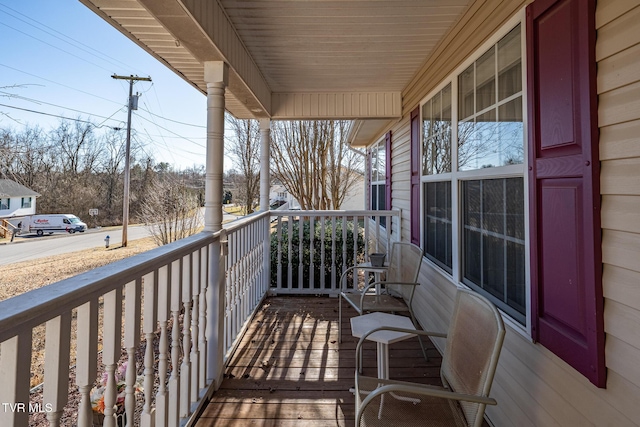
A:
338 294 343 344
409 310 429 362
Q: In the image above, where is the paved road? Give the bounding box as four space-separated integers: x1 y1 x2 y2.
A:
0 225 153 266
0 210 243 267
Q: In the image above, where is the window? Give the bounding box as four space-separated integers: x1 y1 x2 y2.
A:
462 178 525 323
420 23 525 324
371 139 386 212
0 198 9 210
422 84 453 271
21 197 32 209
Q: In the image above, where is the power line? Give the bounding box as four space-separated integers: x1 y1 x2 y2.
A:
0 21 114 74
134 111 206 148
0 92 126 126
0 103 123 128
0 3 146 75
138 106 206 128
0 63 123 106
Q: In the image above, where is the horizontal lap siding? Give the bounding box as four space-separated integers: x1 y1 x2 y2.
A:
388 0 640 425
598 0 640 423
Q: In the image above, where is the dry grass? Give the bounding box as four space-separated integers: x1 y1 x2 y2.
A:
0 238 158 387
0 238 158 302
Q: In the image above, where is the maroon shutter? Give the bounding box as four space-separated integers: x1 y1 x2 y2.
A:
385 131 392 210
527 0 604 387
410 107 421 245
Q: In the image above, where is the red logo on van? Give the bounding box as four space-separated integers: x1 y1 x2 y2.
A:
34 219 50 224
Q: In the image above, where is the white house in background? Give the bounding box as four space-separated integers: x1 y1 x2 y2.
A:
269 173 365 211
0 179 40 219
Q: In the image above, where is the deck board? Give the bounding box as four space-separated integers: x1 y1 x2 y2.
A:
195 296 445 427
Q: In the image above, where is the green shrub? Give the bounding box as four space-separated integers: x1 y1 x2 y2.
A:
270 218 366 290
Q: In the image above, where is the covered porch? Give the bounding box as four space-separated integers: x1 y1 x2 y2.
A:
196 295 440 427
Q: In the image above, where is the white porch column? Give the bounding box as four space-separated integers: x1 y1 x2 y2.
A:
204 61 228 391
259 118 271 212
204 61 228 233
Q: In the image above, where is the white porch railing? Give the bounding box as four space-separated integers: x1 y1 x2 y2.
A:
269 210 400 294
0 209 392 426
0 211 271 427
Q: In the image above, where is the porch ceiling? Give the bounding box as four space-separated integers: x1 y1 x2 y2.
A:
79 0 470 143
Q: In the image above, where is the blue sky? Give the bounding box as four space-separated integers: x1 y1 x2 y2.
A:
0 0 214 170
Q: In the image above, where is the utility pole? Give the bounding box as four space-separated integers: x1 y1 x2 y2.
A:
111 74 151 247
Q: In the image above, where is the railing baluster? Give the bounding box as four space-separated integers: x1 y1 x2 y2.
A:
287 215 293 289
331 217 337 290
76 299 98 427
199 246 208 390
190 249 200 402
168 259 181 427
180 254 192 417
309 216 315 289
155 265 170 427
103 287 123 427
277 216 282 289
353 216 359 290
124 279 141 427
44 312 72 427
141 272 157 427
342 215 347 278
320 216 326 289
0 332 31 426
298 216 304 289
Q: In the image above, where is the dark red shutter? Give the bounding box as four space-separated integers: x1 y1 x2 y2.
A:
385 131 392 210
527 0 604 387
410 107 421 246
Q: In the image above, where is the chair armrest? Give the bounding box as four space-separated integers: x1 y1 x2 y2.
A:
355 326 447 371
355 381 497 421
358 281 420 308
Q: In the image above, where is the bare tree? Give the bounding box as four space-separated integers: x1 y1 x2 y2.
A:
271 120 363 210
225 114 260 214
139 175 202 246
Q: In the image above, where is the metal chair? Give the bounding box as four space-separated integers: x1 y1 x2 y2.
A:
339 242 426 357
354 289 506 427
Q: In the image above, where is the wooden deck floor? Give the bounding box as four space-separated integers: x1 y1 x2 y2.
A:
195 296 444 427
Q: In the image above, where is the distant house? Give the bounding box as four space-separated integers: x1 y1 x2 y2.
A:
0 179 40 219
269 173 365 211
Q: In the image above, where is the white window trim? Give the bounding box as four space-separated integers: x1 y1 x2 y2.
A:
418 9 531 337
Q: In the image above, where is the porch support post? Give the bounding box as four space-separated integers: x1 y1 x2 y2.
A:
259 118 271 212
204 61 228 391
204 61 228 233
259 119 271 295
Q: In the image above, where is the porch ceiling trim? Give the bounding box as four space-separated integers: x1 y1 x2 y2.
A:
80 0 273 118
271 92 401 120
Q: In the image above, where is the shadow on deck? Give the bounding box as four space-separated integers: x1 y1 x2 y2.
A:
195 296 443 427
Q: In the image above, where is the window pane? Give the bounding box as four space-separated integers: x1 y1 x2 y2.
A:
378 184 386 211
476 48 496 112
498 25 522 101
457 23 523 172
498 97 524 165
459 109 499 170
423 84 452 175
463 178 525 323
423 181 452 271
458 65 474 121
371 184 378 210
422 99 432 174
378 142 386 181
482 179 504 235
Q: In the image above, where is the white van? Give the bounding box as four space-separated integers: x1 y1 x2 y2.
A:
23 214 88 236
